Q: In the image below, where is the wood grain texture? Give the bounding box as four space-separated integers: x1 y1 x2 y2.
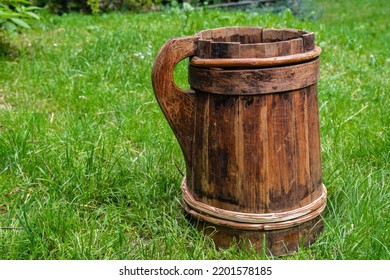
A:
190 46 321 68
194 26 315 60
191 214 324 256
187 84 324 214
152 27 325 256
182 179 327 224
188 58 320 95
152 36 199 168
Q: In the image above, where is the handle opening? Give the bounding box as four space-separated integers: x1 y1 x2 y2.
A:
173 58 191 91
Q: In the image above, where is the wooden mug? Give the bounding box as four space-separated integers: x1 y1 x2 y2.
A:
152 27 326 256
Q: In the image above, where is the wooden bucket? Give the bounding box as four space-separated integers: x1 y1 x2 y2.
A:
152 27 327 256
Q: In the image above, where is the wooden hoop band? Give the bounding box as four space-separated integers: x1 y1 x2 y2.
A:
188 58 320 95
181 178 327 231
190 46 321 68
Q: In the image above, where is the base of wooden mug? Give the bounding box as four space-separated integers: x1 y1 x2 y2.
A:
181 177 326 256
187 214 324 256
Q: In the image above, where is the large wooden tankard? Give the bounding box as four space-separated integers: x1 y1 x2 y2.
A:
152 27 327 256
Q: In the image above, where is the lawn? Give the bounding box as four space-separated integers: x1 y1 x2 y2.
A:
0 0 389 259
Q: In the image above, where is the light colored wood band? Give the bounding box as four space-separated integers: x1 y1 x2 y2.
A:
190 46 321 68
181 177 327 230
182 199 326 231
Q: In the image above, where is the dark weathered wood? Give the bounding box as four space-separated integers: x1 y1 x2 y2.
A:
152 27 326 256
239 27 263 44
282 28 304 40
188 58 320 95
262 28 284 42
191 215 324 256
195 27 317 60
197 39 211 58
289 37 304 54
185 82 324 213
210 42 240 58
151 35 199 168
302 32 315 51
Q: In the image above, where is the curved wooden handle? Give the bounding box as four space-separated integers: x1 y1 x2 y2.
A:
152 35 199 167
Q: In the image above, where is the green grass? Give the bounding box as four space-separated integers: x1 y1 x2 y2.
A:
0 0 389 259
